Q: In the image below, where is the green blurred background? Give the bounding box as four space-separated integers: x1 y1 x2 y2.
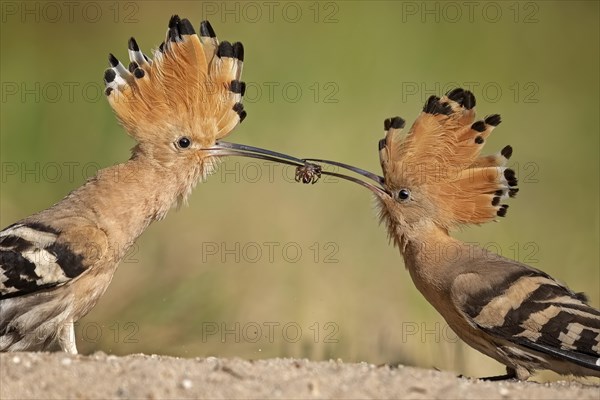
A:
1 1 598 381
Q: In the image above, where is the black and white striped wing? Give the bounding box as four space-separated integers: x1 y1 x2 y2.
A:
0 222 103 299
452 261 600 372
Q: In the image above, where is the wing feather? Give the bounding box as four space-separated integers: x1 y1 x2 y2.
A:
0 222 108 299
451 257 600 372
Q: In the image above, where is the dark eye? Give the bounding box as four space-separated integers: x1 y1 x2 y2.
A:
177 137 191 149
398 189 410 201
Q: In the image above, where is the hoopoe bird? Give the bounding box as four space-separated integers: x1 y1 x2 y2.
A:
302 88 600 380
0 15 311 353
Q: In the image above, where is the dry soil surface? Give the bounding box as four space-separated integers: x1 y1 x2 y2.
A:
1 352 599 399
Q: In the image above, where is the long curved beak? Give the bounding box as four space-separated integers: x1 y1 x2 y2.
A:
205 141 389 197
205 141 310 168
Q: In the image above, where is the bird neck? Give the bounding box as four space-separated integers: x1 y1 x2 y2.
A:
58 154 209 259
394 221 466 293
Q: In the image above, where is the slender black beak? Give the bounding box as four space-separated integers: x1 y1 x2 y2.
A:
205 141 389 197
205 140 310 169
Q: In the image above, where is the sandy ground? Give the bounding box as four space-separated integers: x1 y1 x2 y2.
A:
1 353 599 399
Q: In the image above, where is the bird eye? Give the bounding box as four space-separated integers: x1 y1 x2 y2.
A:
177 137 191 149
397 189 411 201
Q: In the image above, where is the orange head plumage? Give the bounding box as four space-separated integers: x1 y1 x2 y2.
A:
304 89 518 249
103 15 312 201
105 16 245 160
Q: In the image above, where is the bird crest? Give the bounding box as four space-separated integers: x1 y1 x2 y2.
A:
103 16 246 152
302 88 518 233
378 89 517 229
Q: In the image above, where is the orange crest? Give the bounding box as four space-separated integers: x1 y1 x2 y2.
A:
103 16 245 149
379 89 517 228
